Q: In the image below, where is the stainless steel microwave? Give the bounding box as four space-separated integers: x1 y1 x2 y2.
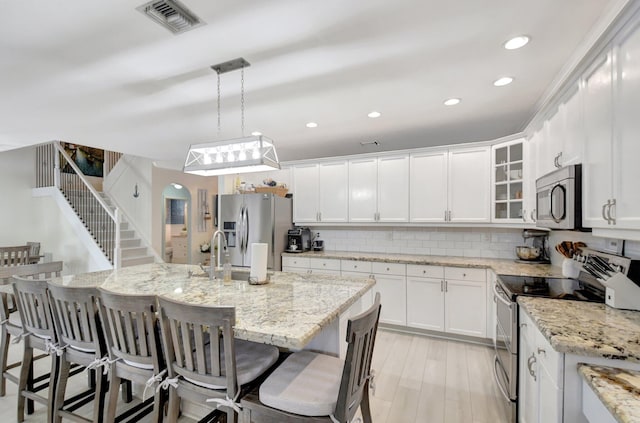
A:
535 164 583 230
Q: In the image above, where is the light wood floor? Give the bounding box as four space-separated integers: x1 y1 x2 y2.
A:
0 329 510 422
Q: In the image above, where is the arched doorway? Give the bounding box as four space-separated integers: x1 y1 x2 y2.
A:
162 183 191 264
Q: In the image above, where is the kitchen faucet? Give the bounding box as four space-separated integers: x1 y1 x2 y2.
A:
210 230 228 281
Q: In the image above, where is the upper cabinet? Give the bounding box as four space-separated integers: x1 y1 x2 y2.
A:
409 151 448 222
410 147 490 223
491 139 526 223
581 14 640 233
348 155 409 223
448 147 491 223
292 161 349 223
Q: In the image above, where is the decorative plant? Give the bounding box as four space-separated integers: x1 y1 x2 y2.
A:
200 242 211 253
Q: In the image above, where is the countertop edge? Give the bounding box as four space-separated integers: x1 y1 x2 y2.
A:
578 363 640 423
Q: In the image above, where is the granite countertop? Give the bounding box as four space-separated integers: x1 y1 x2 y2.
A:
283 250 563 277
579 364 640 423
518 297 640 362
49 263 375 350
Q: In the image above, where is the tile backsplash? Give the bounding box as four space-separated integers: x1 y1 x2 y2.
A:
307 227 640 263
308 227 525 259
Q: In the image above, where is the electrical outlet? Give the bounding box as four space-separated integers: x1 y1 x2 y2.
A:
604 238 624 255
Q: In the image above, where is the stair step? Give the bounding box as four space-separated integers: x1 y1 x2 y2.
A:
121 256 155 267
120 230 135 239
120 238 141 248
121 247 147 259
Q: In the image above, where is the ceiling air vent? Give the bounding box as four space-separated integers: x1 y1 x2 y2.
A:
137 0 205 35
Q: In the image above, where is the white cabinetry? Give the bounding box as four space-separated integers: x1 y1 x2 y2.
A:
171 236 188 264
583 21 640 231
308 257 341 275
406 265 445 331
281 256 310 274
492 139 525 223
443 267 486 337
518 309 563 423
348 155 409 223
448 147 491 223
409 151 448 222
371 262 407 326
406 265 486 337
292 161 348 224
409 147 490 223
583 53 614 229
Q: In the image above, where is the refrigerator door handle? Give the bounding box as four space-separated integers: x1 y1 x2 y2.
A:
238 205 245 253
243 206 250 253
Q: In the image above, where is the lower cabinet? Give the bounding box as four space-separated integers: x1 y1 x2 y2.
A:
281 256 310 274
308 257 341 275
407 265 487 338
518 308 563 423
371 262 407 326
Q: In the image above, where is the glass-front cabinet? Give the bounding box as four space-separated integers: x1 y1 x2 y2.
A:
492 139 525 222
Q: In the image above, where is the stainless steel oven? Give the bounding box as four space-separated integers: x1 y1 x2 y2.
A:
492 282 517 421
535 164 582 230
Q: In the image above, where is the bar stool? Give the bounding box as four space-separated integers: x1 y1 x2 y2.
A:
240 293 381 423
157 296 280 423
97 289 167 423
11 276 59 423
47 284 108 423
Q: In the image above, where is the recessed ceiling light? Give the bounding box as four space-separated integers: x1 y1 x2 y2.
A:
306 122 318 128
444 98 461 106
367 111 381 118
494 77 514 87
251 131 262 136
504 35 530 50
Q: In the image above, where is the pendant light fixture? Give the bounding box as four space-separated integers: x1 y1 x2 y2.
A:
183 58 280 176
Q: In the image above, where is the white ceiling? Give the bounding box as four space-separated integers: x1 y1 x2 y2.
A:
0 0 624 165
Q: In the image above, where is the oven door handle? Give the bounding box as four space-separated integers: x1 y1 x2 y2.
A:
493 283 512 308
493 355 511 402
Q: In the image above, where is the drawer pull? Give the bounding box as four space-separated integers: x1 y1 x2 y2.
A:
423 270 426 274
386 267 390 271
537 348 546 356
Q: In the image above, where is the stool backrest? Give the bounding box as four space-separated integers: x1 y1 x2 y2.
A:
11 276 56 341
334 293 381 423
158 296 238 394
48 284 103 354
0 246 31 267
97 289 162 370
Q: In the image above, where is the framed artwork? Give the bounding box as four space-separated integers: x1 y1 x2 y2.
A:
61 142 104 177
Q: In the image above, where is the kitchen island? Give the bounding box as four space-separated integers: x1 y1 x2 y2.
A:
49 263 375 354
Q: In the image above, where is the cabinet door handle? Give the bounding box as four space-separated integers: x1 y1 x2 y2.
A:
444 210 448 221
527 353 537 381
537 348 546 356
522 209 527 222
318 212 322 221
520 323 527 328
445 281 448 292
607 199 616 225
602 201 609 223
448 210 452 221
530 209 536 222
553 155 558 168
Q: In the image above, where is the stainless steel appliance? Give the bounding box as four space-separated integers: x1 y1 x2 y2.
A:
493 255 608 421
535 164 583 230
286 227 312 252
515 229 550 264
219 193 292 271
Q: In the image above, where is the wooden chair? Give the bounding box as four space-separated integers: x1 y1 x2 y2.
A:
240 293 382 423
26 242 41 264
47 284 108 423
0 261 63 397
97 289 167 423
0 245 31 267
157 296 280 423
11 276 59 423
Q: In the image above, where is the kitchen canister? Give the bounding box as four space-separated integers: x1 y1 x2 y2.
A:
562 258 580 279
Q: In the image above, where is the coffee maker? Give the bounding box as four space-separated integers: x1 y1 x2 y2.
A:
287 227 312 252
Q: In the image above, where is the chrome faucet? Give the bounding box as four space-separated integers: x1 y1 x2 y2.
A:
210 230 228 280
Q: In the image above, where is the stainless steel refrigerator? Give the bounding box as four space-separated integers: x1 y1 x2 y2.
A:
218 193 292 271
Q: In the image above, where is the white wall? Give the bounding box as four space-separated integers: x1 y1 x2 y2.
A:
0 146 111 274
151 166 218 262
103 155 154 245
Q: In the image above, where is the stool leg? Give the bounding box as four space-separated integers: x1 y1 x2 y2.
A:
92 366 108 423
0 327 9 397
105 372 121 423
361 384 373 423
17 345 33 422
52 356 70 423
167 387 180 422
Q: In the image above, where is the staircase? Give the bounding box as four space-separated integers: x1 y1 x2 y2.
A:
61 189 155 267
